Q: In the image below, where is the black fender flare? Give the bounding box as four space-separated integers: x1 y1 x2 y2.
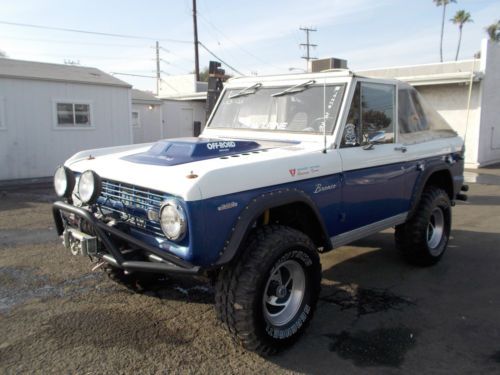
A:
214 188 331 266
408 162 453 218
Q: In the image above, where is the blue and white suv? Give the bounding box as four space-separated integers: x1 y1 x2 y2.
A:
52 70 466 354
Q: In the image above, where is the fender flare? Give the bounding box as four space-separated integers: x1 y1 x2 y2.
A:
408 162 453 218
214 188 331 266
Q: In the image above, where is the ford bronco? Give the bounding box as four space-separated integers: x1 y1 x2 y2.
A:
52 70 466 354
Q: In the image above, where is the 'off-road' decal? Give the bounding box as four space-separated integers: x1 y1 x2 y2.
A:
206 141 236 151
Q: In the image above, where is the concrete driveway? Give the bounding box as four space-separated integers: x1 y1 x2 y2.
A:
1 172 499 374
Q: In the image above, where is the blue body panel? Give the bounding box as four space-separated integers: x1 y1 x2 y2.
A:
109 151 462 268
340 161 408 233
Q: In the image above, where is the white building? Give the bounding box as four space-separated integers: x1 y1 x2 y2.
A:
359 39 500 168
159 74 207 138
131 89 163 143
0 59 132 181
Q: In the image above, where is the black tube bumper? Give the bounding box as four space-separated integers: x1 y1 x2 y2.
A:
52 201 200 275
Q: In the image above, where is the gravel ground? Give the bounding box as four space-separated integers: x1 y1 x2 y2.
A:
1 176 500 374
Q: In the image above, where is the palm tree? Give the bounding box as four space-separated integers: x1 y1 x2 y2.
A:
485 21 500 42
434 0 457 62
451 10 473 61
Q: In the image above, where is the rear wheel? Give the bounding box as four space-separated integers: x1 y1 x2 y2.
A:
215 225 321 355
395 186 451 266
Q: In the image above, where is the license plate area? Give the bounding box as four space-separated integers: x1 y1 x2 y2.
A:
63 228 98 256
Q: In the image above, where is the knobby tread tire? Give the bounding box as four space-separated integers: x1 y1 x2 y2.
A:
215 225 321 355
395 186 451 266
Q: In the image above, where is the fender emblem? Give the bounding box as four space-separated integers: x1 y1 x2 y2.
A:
217 202 238 211
314 183 337 194
289 169 296 177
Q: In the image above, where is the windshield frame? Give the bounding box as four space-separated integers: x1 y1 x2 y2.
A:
206 82 347 135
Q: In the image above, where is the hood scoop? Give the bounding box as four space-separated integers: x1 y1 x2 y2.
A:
122 137 262 166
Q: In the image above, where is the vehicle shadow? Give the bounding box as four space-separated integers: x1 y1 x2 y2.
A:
124 273 215 305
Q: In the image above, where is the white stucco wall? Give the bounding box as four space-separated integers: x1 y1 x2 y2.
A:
161 100 206 139
0 78 131 180
131 103 162 143
477 40 500 167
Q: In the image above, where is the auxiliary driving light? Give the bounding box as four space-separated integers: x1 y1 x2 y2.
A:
78 170 101 204
53 166 75 198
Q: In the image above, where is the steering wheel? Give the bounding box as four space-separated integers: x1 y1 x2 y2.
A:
307 117 331 132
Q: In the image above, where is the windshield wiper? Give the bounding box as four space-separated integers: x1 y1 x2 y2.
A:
228 83 262 99
271 80 316 97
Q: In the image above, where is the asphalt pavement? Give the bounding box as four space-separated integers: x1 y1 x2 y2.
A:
1 170 499 374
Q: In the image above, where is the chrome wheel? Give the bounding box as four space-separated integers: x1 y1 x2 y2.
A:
427 207 445 253
263 259 306 326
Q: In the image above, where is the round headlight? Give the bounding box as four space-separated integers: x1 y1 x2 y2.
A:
54 166 75 198
78 170 101 204
160 200 187 241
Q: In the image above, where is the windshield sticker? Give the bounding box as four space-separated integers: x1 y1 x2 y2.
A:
320 87 342 132
344 123 357 145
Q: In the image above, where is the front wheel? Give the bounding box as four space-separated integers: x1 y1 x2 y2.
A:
395 186 452 266
215 225 321 355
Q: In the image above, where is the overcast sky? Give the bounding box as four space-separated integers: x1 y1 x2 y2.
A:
1 0 499 92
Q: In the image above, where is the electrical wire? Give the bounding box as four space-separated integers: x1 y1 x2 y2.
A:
198 41 243 75
111 72 156 78
197 11 276 68
0 35 151 49
0 20 191 44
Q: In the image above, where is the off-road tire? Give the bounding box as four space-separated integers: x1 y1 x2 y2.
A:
395 186 451 266
215 225 321 355
104 265 160 292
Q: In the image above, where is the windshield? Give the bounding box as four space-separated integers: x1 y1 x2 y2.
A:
209 84 346 134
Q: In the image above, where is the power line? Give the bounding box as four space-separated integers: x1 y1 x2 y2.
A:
0 20 191 44
0 35 151 49
198 41 243 75
197 11 274 69
5 50 153 61
111 72 156 79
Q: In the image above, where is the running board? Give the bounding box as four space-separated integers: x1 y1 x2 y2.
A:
330 212 408 249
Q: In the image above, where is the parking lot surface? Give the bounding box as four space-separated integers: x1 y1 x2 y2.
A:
1 173 500 374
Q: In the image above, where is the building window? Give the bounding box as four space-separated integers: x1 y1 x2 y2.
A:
56 102 91 127
132 111 140 127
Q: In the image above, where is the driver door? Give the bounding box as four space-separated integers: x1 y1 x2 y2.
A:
336 81 408 236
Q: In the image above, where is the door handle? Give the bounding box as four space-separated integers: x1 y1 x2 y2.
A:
394 146 407 153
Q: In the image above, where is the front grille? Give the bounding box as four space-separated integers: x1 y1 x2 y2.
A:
98 179 167 237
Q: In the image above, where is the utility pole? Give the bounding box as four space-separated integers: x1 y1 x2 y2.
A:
299 27 317 72
155 41 161 95
192 0 200 82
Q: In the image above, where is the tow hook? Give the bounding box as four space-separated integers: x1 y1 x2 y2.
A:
91 261 107 272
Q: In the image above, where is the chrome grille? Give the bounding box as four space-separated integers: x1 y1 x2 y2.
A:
99 179 167 237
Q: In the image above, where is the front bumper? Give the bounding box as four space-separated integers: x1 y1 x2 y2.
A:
52 201 200 275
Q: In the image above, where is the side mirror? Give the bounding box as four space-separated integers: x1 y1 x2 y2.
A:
363 131 386 150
